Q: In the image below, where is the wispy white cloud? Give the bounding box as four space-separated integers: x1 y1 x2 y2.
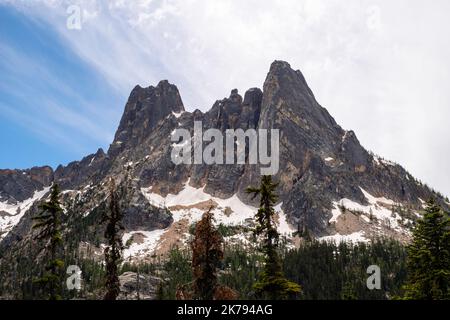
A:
2 0 450 196
0 42 115 145
0 101 89 154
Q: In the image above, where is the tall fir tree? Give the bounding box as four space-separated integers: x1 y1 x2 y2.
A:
191 207 223 300
32 184 64 300
102 178 124 300
246 175 301 299
403 198 450 299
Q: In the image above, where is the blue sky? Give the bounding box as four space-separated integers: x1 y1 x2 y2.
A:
0 0 449 196
0 5 124 169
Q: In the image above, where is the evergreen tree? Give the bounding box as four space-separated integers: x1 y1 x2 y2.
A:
102 179 124 300
32 184 64 300
403 199 450 299
246 176 301 299
191 207 224 300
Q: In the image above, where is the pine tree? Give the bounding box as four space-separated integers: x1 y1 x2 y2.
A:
102 179 124 300
191 207 224 300
403 199 450 299
32 184 64 300
246 175 301 299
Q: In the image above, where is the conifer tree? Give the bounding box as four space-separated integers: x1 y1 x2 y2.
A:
102 179 124 300
191 207 224 300
246 175 301 299
32 184 64 300
403 199 450 299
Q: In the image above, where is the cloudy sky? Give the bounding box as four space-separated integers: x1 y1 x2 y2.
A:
0 0 449 196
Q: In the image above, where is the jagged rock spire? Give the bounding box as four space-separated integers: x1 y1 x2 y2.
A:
109 80 184 156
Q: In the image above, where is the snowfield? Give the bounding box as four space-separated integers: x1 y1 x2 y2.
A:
329 187 404 230
319 231 369 244
141 179 295 231
132 181 417 255
122 229 166 260
0 186 50 239
372 155 395 167
325 187 415 243
141 179 258 226
274 203 294 236
122 179 297 258
117 181 420 258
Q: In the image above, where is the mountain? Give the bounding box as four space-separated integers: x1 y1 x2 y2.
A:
1 61 448 261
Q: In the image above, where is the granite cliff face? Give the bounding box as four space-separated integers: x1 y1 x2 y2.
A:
1 61 448 258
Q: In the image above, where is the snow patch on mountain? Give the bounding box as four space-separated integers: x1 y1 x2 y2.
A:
274 203 295 236
126 180 297 257
319 231 369 244
66 168 424 261
122 230 166 260
142 179 257 224
418 198 427 209
373 155 395 167
172 111 184 118
329 197 367 224
142 179 296 231
0 186 51 239
327 187 413 240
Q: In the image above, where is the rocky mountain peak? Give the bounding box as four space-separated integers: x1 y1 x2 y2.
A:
262 60 321 117
229 88 242 104
259 60 342 157
243 88 262 105
1 60 449 262
109 80 184 157
95 147 106 157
